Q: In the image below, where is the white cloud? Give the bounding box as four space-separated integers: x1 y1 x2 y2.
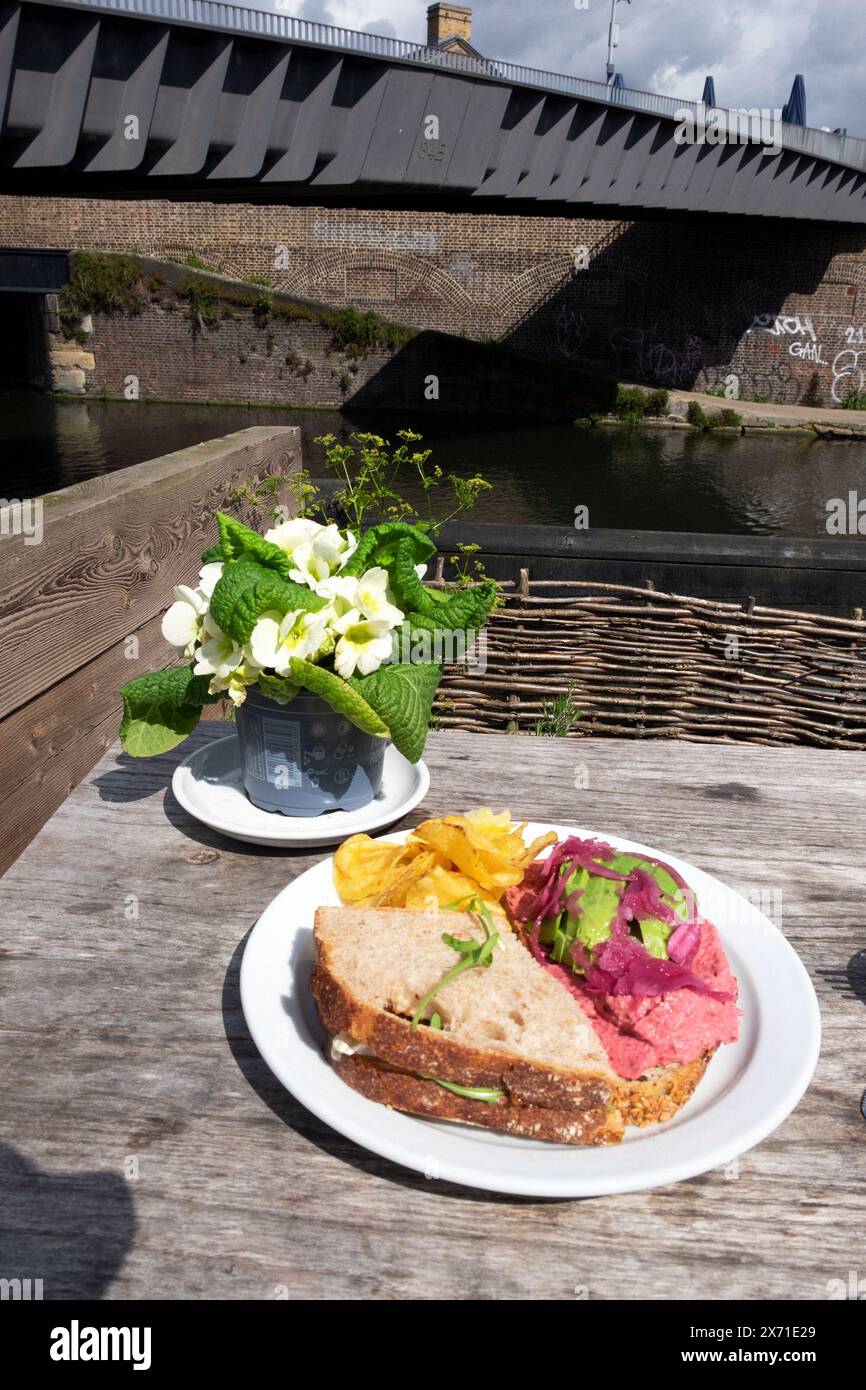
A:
281 0 865 133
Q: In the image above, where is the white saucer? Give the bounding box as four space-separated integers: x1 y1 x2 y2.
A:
171 736 429 848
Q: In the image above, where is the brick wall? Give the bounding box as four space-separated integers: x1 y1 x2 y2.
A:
2 195 865 407
83 291 373 408
39 261 615 417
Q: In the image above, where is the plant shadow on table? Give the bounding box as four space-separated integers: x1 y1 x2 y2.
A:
221 933 565 1205
0 1142 136 1298
92 754 175 804
92 724 234 807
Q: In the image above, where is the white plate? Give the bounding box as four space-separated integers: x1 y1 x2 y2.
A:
172 736 429 848
240 823 821 1196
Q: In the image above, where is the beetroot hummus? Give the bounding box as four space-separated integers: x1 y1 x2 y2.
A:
569 921 740 1079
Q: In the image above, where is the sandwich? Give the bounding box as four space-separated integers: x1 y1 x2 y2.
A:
315 819 741 1145
311 903 627 1145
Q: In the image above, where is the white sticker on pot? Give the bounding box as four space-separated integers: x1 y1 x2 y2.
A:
263 717 302 788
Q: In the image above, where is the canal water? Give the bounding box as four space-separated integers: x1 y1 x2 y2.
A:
2 389 864 538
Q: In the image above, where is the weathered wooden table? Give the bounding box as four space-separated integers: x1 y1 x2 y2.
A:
2 725 864 1301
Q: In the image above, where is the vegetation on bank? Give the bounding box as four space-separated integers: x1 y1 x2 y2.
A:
59 251 144 340
329 305 409 357
56 250 414 347
686 400 743 431
182 281 219 332
613 385 670 422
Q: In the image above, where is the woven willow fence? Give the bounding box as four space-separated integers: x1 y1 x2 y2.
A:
433 571 866 749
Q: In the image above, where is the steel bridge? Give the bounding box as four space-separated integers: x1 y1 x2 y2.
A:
1 0 864 223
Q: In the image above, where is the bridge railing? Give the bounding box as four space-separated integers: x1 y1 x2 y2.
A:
37 0 866 176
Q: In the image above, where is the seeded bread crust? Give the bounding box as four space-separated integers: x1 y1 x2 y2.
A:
620 1051 715 1126
332 1052 625 1147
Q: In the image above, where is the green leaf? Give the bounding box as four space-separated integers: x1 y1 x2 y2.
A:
348 661 441 763
209 560 325 644
119 666 211 757
342 522 435 579
428 1077 504 1104
387 536 438 616
404 580 497 638
343 523 494 645
200 543 223 564
255 674 300 705
288 658 390 738
215 511 291 578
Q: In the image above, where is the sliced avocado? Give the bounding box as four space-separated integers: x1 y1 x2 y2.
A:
564 867 624 954
636 917 670 959
537 852 695 971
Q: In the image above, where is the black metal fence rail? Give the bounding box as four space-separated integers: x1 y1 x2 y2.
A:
436 521 866 617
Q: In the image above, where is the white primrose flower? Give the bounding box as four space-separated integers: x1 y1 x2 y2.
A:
193 612 245 690
162 594 201 655
316 573 360 618
354 566 404 628
263 517 323 556
289 524 357 592
332 609 395 679
160 562 224 656
197 561 224 599
161 585 207 656
202 657 261 708
248 607 330 676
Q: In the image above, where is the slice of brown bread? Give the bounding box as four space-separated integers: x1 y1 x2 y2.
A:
332 1052 624 1146
312 905 625 1128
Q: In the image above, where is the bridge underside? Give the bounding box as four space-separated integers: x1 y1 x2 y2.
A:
1 1 865 225
0 247 68 291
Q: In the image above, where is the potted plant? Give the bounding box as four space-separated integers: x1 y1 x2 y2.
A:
119 431 496 816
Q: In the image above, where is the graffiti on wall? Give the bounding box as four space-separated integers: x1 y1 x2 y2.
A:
747 313 817 339
747 312 829 367
703 357 802 404
556 306 588 358
831 349 866 404
609 326 703 386
743 312 866 404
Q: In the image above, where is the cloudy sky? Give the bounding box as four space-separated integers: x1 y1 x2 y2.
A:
279 0 865 135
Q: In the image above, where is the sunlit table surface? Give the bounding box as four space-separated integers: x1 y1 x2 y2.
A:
2 723 864 1300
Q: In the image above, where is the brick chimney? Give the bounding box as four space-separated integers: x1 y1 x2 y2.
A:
426 4 473 47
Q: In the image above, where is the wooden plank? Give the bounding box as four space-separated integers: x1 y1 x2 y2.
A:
0 425 300 721
0 611 230 876
0 727 864 1299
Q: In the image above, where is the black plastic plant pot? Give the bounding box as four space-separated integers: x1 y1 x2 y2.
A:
235 687 387 817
